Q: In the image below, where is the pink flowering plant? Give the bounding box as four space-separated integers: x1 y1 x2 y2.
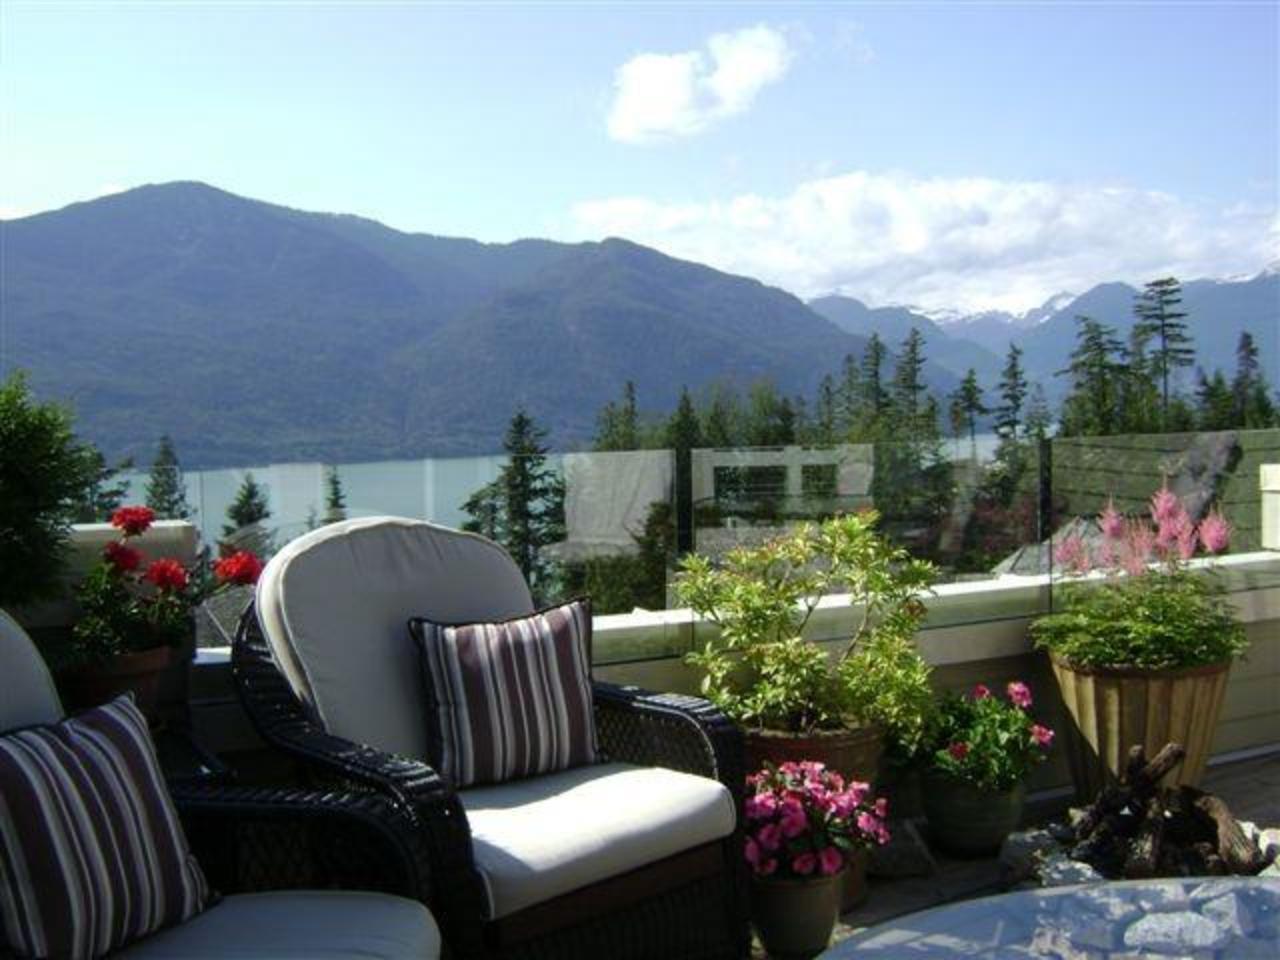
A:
743 761 890 880
1031 486 1246 670
927 682 1053 791
71 506 263 666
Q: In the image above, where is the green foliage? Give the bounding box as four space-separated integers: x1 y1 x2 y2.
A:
71 563 193 665
222 472 273 555
145 435 191 519
1134 277 1194 423
1031 569 1247 669
562 501 674 614
463 409 565 602
70 448 133 523
1058 316 1124 436
994 344 1027 440
926 686 1051 791
676 513 935 750
0 372 105 609
594 380 641 451
323 466 347 523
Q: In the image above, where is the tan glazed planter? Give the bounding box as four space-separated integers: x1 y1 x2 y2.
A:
743 724 884 786
1050 652 1231 800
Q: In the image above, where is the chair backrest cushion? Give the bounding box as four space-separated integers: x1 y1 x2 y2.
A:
0 695 210 959
255 517 535 759
410 599 598 787
0 610 63 733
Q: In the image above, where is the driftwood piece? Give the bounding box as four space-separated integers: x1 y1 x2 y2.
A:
1135 743 1186 791
1185 787 1268 874
1074 743 1185 841
1123 795 1164 879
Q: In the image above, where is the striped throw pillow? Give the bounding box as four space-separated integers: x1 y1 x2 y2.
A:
0 695 210 960
410 599 599 787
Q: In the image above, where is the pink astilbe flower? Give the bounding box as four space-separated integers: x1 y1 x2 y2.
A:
1119 520 1156 576
1150 484 1181 527
1053 533 1092 575
1154 501 1193 556
1198 510 1231 555
1098 498 1125 541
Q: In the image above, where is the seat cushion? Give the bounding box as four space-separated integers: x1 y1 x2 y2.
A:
460 762 737 919
410 599 598 787
115 891 440 959
255 517 534 759
0 696 209 960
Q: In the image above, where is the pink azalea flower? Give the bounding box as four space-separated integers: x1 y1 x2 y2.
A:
1198 510 1231 555
1031 724 1055 748
873 797 888 819
1098 498 1125 540
973 683 991 700
745 837 762 868
779 799 807 839
745 793 777 820
757 822 782 852
1007 681 1033 709
818 846 844 876
845 781 869 807
757 857 777 877
792 852 817 876
857 812 880 837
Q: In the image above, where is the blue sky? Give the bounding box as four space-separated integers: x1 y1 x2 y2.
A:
2 1 1276 311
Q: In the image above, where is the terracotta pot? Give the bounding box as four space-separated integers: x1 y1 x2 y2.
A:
744 725 884 786
745 725 882 911
921 770 1025 858
57 645 176 718
1049 653 1231 800
751 867 846 960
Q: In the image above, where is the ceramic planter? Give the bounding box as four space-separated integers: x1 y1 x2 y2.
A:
57 645 176 718
751 867 846 960
921 769 1025 857
1049 653 1231 800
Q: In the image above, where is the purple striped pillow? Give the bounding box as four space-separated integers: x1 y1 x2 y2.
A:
0 695 210 959
410 599 599 787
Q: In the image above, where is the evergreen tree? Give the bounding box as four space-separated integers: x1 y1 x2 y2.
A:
701 385 740 447
837 353 862 436
222 472 273 554
743 382 795 446
947 368 987 451
994 344 1028 440
1232 332 1278 427
1195 370 1236 431
594 380 640 451
890 329 928 424
811 374 839 444
323 466 347 523
1024 383 1053 442
1058 316 1123 436
857 333 890 434
664 387 703 553
1133 277 1194 424
145 435 190 519
71 451 133 523
462 409 565 601
1118 327 1160 433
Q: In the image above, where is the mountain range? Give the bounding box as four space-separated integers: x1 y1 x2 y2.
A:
1 182 957 466
1 182 1275 468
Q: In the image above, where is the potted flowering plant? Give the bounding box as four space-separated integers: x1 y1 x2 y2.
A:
676 512 935 787
745 761 890 959
1031 486 1246 796
60 505 263 715
921 681 1054 856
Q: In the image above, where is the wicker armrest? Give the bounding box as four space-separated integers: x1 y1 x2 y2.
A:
593 682 744 802
171 783 431 900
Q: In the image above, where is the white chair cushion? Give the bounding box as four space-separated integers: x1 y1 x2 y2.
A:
460 762 737 919
115 890 440 959
255 517 533 759
0 608 63 731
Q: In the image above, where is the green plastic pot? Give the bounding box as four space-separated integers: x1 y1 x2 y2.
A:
751 868 846 960
921 769 1025 857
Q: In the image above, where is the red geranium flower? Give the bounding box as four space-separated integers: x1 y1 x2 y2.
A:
213 550 264 586
947 742 970 761
111 506 155 537
144 558 189 592
103 541 143 573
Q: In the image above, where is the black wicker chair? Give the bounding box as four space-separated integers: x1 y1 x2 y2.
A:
231 517 749 960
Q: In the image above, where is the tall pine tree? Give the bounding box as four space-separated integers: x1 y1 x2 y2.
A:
947 368 987 452
323 466 347 523
994 344 1028 440
1133 277 1194 424
594 380 640 451
1058 316 1123 436
145 435 190 519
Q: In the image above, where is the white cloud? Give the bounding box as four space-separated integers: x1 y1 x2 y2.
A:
606 25 793 144
569 171 1279 312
